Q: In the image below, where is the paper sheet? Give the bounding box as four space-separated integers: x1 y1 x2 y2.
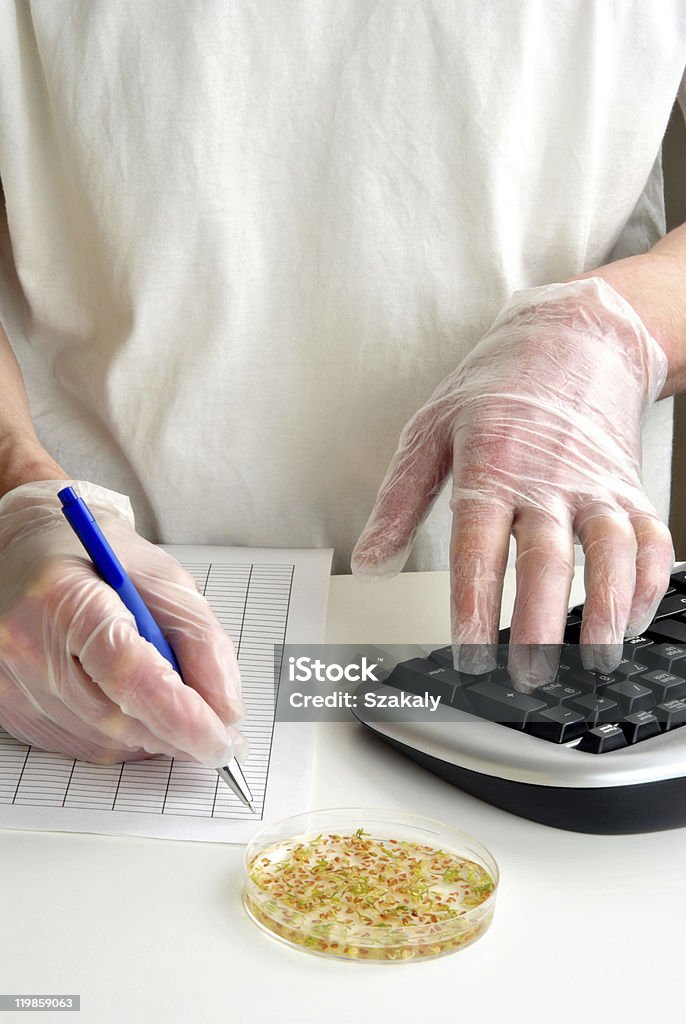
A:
0 546 332 843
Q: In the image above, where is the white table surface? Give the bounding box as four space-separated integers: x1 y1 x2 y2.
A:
2 569 685 1024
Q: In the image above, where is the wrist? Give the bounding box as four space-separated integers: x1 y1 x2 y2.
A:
0 437 69 498
568 232 686 399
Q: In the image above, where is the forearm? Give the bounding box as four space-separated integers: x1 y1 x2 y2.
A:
0 320 68 496
571 221 686 398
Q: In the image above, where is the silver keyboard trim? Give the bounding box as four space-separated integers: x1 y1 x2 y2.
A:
353 681 686 789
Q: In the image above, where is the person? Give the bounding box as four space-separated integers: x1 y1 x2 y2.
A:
0 1 685 767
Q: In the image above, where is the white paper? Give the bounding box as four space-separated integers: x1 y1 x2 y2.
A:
0 546 332 843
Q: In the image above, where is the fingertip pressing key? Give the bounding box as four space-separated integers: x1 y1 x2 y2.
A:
507 644 563 694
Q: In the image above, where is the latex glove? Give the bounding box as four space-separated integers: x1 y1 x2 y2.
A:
0 480 243 765
352 278 673 691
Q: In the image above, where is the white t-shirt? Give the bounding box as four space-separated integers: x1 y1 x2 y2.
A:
0 1 685 571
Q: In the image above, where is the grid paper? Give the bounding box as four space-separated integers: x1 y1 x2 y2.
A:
0 547 331 843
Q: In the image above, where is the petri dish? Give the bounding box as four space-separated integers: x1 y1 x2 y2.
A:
242 807 498 962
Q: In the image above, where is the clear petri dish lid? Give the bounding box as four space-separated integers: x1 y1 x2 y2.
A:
242 807 499 963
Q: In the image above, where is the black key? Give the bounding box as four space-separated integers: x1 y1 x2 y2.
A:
621 636 655 658
603 679 654 715
655 699 686 732
565 667 605 692
554 660 576 680
639 670 686 703
386 659 462 705
428 646 456 671
593 673 621 693
488 668 516 688
669 571 686 593
526 706 588 743
613 658 649 680
647 643 686 671
569 693 619 728
652 593 686 619
534 681 582 706
427 647 454 671
566 669 620 693
620 711 661 745
577 724 628 754
465 680 546 728
646 619 686 645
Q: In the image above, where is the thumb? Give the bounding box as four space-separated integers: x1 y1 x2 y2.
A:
351 402 453 580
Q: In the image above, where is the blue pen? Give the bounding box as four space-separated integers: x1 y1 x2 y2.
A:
58 485 255 813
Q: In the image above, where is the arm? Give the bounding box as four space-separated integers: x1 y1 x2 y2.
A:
574 221 686 397
0 319 69 495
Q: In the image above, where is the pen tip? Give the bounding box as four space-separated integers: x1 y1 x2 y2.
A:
249 801 257 814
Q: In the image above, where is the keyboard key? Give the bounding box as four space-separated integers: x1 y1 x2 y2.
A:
593 673 621 693
534 681 582 706
465 680 546 728
620 711 661 745
577 723 628 754
554 660 576 680
526 706 587 743
638 670 686 703
647 643 686 671
386 659 462 705
565 667 606 692
613 658 649 680
652 593 686 619
482 667 512 688
669 571 686 593
621 636 654 658
646 619 686 645
603 680 654 715
655 699 686 732
428 646 456 671
569 693 619 727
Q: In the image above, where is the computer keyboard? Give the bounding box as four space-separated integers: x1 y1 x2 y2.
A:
352 569 686 834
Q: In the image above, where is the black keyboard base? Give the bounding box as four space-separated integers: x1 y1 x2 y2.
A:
367 724 686 834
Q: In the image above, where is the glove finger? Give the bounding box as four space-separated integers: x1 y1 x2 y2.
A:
127 559 243 724
0 698 170 765
67 582 236 767
449 495 512 675
351 403 453 580
575 501 637 674
625 512 673 636
507 505 574 693
56 651 218 761
1 657 229 764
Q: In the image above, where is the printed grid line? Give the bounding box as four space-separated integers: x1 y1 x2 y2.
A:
0 562 294 821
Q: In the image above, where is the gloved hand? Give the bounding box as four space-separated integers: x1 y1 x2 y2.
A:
352 278 674 691
0 480 243 764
